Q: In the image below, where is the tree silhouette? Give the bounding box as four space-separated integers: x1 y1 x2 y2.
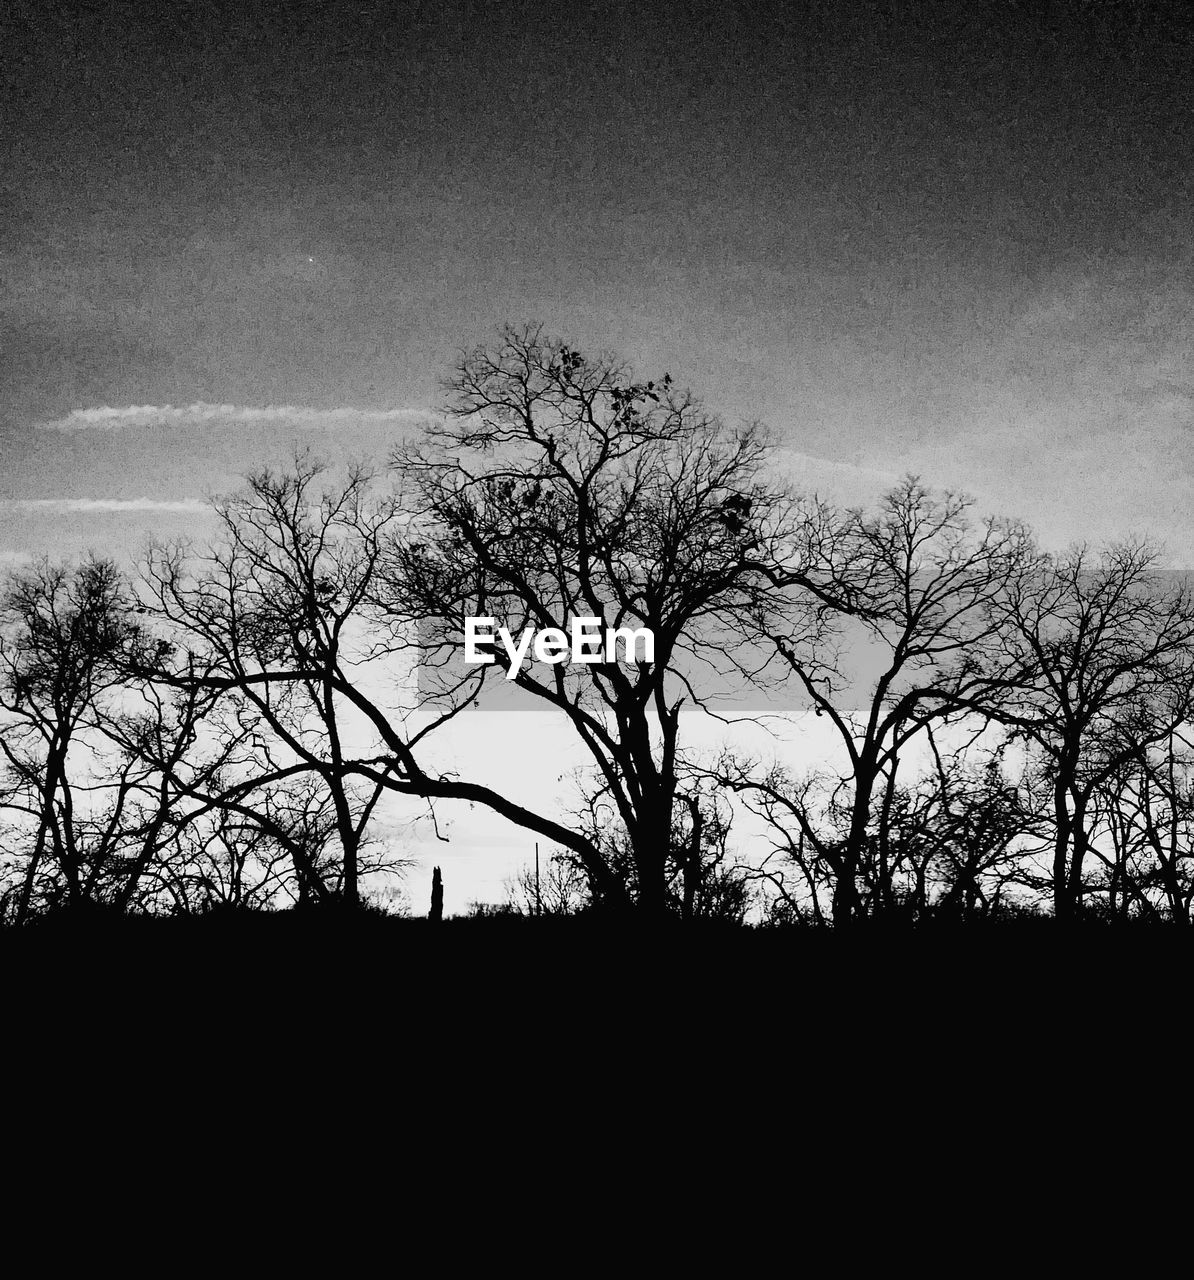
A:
381 322 822 917
7 331 1194 935
719 477 1034 924
985 539 1194 921
1092 731 1194 923
0 556 186 919
137 454 427 907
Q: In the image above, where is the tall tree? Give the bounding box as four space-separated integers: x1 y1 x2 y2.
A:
0 557 155 918
988 541 1194 921
719 477 1034 924
1092 730 1194 924
382 323 824 916
138 454 427 907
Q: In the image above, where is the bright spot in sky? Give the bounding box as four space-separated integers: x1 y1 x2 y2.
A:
271 252 325 283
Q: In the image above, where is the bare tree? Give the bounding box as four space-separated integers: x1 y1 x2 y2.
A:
504 848 591 918
719 477 1034 924
381 323 824 917
1060 724 1194 924
0 556 180 919
850 729 1032 920
551 774 752 921
985 540 1194 921
137 453 432 907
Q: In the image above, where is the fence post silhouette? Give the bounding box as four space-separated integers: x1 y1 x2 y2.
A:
430 866 443 922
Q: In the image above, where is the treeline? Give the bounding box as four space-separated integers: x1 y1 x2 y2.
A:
4 324 1194 928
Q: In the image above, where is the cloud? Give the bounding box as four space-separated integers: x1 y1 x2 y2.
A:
1 498 211 513
38 403 439 431
775 448 900 504
779 447 899 483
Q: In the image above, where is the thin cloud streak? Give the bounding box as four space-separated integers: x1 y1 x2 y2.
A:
2 498 211 513
38 403 439 431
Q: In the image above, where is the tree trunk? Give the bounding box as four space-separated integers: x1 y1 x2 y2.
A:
682 800 703 922
342 831 359 907
1066 796 1092 920
1052 782 1074 922
835 765 876 926
831 861 859 926
631 803 672 920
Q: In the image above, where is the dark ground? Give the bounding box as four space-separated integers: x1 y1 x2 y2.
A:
6 910 1172 1243
5 910 1189 1068
5 911 1185 1188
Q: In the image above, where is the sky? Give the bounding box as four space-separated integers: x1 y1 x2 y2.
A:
2 0 1191 911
